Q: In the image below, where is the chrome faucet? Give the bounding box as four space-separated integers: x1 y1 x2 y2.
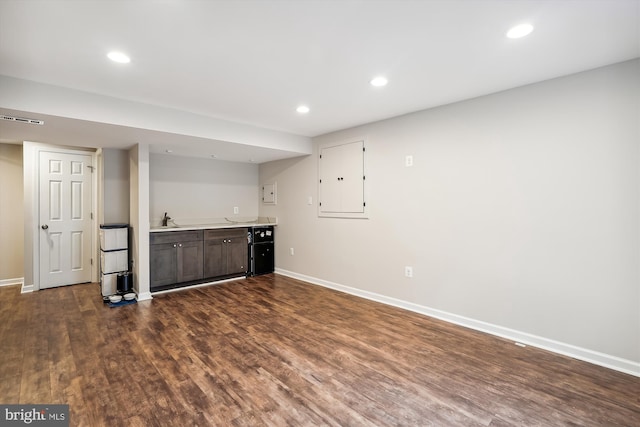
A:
161 212 171 227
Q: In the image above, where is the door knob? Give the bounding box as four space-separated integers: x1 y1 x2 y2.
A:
41 224 48 230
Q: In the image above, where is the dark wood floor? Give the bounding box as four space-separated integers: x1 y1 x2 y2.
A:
0 274 638 426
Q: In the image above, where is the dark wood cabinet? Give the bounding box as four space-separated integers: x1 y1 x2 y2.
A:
204 228 248 278
150 227 248 292
150 230 203 290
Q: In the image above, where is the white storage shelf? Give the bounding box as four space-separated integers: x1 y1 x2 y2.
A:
101 249 128 274
101 273 118 296
100 227 128 251
99 225 129 296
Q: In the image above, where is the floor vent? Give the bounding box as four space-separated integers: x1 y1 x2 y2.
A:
1 114 44 125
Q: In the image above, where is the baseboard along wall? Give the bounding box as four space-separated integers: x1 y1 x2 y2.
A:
275 268 640 378
0 277 23 287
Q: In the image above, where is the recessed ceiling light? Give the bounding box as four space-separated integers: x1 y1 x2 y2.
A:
296 105 310 114
506 24 534 39
107 51 131 63
370 76 388 87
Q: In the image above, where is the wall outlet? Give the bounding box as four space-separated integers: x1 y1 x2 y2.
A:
233 206 239 214
405 266 413 278
290 247 295 256
405 155 413 167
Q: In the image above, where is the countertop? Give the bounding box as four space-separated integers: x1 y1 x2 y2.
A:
150 217 277 233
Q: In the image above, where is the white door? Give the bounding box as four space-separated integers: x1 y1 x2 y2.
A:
39 150 93 289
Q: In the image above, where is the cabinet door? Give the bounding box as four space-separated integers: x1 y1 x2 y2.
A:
339 141 365 213
319 143 343 213
150 243 177 288
253 242 274 275
204 238 226 278
177 240 203 283
226 236 248 275
319 139 365 216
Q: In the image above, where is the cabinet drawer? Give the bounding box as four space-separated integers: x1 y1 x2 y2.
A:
204 228 247 241
150 230 203 245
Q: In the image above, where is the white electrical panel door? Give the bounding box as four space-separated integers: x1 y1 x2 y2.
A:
262 183 276 204
319 139 366 218
319 143 343 213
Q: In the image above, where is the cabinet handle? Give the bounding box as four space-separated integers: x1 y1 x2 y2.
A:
179 243 183 247
173 244 177 248
228 239 232 243
223 239 227 243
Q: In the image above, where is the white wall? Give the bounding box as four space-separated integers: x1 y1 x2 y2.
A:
0 143 24 283
102 148 130 224
260 59 640 371
149 153 259 225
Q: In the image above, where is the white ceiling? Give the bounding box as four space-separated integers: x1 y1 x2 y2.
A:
0 0 639 162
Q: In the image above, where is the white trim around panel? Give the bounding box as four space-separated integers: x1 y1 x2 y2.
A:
318 136 369 219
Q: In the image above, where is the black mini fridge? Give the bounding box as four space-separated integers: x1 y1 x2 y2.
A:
249 226 274 276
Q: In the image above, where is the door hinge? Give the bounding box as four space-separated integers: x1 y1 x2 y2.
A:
91 212 93 219
319 154 322 159
363 202 366 207
363 147 365 152
91 258 93 265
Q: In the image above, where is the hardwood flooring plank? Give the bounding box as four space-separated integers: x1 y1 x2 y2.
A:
1 275 638 426
18 292 52 404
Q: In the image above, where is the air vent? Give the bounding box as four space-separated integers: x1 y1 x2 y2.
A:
0 115 44 125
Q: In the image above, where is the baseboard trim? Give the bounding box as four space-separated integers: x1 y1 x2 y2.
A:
0 277 23 287
21 283 34 293
136 291 153 301
275 268 640 378
150 276 244 297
